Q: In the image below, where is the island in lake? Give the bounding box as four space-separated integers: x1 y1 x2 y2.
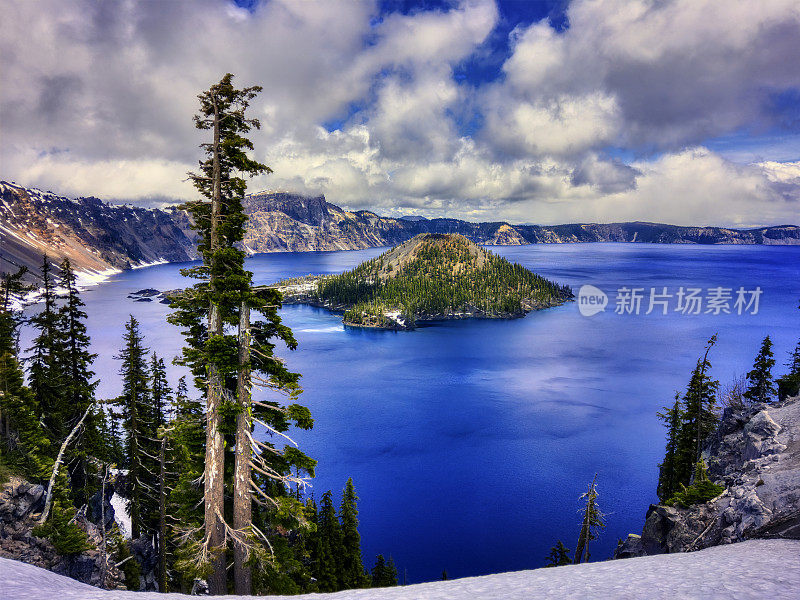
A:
271 233 573 329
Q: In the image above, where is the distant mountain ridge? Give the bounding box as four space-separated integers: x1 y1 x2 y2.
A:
242 190 800 252
2 181 799 283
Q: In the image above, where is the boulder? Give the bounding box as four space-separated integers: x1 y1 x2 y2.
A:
614 534 645 559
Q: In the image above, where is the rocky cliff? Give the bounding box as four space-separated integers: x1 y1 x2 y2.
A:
0 181 198 282
4 182 800 286
0 476 124 589
616 395 800 559
242 191 800 252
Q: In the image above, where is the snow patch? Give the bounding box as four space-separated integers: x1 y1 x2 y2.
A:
0 539 799 599
110 493 131 539
74 267 121 289
131 258 168 270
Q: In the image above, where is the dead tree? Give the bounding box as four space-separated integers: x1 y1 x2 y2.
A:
39 402 93 524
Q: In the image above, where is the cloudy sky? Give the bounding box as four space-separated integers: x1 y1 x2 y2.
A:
2 0 799 226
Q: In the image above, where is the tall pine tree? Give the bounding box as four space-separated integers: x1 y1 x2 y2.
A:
27 255 63 450
114 316 153 539
339 478 367 589
656 394 682 502
169 73 314 594
744 336 777 404
56 258 101 506
675 336 719 486
0 267 50 477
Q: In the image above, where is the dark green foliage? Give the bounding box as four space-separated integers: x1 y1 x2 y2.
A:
657 337 720 502
777 340 800 401
112 538 143 590
56 259 102 506
300 482 374 593
371 554 398 587
27 256 63 448
675 337 719 485
315 234 571 325
544 540 572 567
339 478 368 589
0 266 51 478
666 461 724 508
33 502 91 555
315 490 344 592
113 316 153 540
744 336 777 404
441 569 448 580
656 395 683 502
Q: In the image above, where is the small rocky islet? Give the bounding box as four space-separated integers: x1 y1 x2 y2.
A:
271 233 573 330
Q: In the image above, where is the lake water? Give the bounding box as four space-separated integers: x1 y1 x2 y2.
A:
23 243 800 583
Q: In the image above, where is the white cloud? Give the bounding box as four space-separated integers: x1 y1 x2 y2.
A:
0 0 798 226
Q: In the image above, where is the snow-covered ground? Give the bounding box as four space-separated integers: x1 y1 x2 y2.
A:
1 539 798 599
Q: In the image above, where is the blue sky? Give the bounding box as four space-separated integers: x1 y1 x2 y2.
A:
1 0 799 226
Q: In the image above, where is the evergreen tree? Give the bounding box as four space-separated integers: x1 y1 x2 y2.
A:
744 336 777 404
339 478 367 589
150 353 172 428
315 490 344 592
656 394 682 502
777 340 800 400
371 554 398 587
666 460 724 508
56 258 101 506
0 267 51 477
675 336 719 486
544 541 572 567
169 377 206 592
573 474 605 565
27 255 63 449
169 73 314 593
113 316 153 539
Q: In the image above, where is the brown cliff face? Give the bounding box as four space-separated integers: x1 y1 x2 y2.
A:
0 181 198 280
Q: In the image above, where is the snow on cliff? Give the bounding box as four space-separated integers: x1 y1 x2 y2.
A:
1 539 799 600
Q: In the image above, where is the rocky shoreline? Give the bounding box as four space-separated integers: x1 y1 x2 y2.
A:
270 276 568 330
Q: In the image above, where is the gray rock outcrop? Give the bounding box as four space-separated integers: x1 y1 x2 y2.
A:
616 395 800 558
0 476 124 589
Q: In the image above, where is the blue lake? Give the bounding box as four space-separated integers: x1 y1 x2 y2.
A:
25 243 800 583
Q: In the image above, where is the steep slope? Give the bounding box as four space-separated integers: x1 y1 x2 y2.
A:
2 539 799 599
275 233 572 329
0 181 198 282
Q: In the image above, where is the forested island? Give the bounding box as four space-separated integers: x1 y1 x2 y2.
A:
273 233 573 329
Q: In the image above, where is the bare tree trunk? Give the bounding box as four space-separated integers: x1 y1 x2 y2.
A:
204 93 227 595
100 465 108 588
159 435 168 593
233 302 252 595
39 403 93 524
